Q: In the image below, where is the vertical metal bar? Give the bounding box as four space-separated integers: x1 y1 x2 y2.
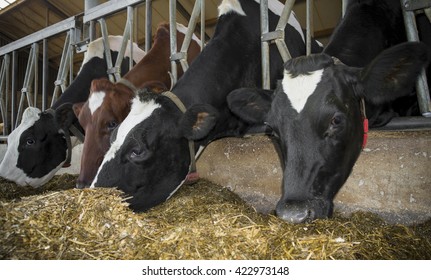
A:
69 35 74 85
145 0 152 52
0 56 8 135
306 0 313 55
42 39 48 111
128 6 134 71
401 3 431 116
200 0 205 50
11 51 17 130
169 0 178 86
99 18 116 82
260 0 270 90
342 0 348 17
33 43 39 107
179 0 202 72
4 54 10 134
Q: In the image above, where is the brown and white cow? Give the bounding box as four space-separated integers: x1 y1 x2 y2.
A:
72 22 202 189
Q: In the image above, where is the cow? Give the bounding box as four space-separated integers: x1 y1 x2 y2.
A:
0 36 145 187
226 0 431 223
70 23 202 189
90 0 323 212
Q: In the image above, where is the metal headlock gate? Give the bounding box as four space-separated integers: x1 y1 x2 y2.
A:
0 0 430 143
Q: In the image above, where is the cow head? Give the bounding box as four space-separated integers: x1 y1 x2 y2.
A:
73 78 168 189
0 107 68 186
91 90 218 211
227 42 430 223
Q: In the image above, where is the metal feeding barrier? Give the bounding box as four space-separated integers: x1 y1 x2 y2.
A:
0 0 430 142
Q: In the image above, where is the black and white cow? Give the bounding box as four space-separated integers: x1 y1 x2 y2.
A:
226 0 431 223
91 0 323 211
0 36 145 187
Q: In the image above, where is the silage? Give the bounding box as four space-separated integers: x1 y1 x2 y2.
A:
0 175 430 260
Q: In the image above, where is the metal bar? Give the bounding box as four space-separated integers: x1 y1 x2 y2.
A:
98 18 116 82
306 0 313 55
260 0 270 90
401 3 431 116
42 39 48 111
33 42 39 107
4 54 10 134
0 55 9 134
128 6 134 71
178 0 202 72
0 16 78 56
402 0 431 11
112 8 132 81
11 51 17 129
52 32 72 106
145 0 152 52
169 0 178 86
83 0 144 23
276 0 295 31
200 0 205 50
374 116 431 130
342 0 348 17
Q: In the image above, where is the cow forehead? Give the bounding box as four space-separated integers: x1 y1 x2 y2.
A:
92 97 161 183
282 69 324 113
88 91 106 115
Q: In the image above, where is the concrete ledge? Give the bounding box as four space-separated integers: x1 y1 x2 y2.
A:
196 131 431 225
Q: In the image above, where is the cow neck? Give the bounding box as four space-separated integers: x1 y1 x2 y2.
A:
117 78 139 95
332 56 368 150
161 91 198 182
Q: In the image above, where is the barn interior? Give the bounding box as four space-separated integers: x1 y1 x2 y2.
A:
0 0 430 260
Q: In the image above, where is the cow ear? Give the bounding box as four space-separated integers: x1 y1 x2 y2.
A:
358 42 431 105
143 81 169 94
227 87 274 124
55 103 76 130
179 104 219 140
72 102 85 118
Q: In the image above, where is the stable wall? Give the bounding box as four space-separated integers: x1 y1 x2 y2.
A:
196 130 431 225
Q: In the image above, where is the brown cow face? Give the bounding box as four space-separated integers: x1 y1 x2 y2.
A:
74 78 133 189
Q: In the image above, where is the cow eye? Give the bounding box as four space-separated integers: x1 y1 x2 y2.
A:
129 147 152 163
26 137 35 146
330 113 344 127
107 121 118 131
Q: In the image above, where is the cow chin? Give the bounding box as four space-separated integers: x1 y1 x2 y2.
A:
275 198 333 224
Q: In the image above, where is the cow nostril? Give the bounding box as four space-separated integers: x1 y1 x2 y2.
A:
276 201 312 224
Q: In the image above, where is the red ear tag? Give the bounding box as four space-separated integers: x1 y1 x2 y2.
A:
362 118 369 149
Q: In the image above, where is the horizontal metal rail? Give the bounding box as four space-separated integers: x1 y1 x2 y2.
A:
83 0 144 23
0 16 79 56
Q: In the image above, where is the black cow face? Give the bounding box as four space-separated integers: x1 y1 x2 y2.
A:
91 91 218 212
228 42 430 223
0 107 67 186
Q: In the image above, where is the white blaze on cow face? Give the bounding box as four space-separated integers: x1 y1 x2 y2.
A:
88 91 106 115
282 69 323 113
90 96 161 188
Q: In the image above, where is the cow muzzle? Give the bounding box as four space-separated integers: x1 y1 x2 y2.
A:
275 199 333 224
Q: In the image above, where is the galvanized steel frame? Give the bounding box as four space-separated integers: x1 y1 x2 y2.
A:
169 0 205 86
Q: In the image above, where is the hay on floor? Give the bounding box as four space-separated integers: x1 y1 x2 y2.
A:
0 175 430 260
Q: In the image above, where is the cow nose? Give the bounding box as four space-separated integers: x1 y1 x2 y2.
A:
275 199 333 223
75 180 90 189
276 201 313 224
